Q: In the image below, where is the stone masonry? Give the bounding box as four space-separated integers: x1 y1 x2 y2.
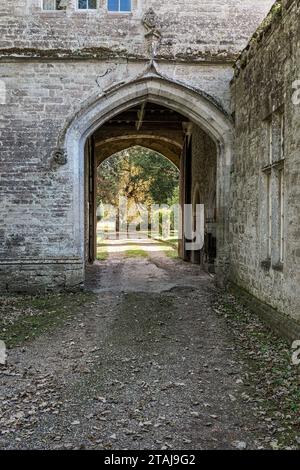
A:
1 1 299 330
230 0 300 322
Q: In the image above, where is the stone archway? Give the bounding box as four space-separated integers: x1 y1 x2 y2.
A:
63 75 233 284
95 135 181 169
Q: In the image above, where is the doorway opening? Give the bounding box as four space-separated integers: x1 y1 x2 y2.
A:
63 76 233 286
84 100 218 272
96 146 180 261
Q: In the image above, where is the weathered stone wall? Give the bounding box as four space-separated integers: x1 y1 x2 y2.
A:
0 1 274 62
0 260 84 294
0 59 233 292
0 0 275 292
191 127 217 268
230 0 300 321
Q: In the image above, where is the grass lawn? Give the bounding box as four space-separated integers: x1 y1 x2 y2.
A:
124 248 149 258
164 246 179 259
97 244 108 261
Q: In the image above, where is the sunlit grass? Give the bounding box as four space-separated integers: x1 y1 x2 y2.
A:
97 244 108 261
151 237 179 258
124 248 149 258
164 247 179 259
96 236 179 260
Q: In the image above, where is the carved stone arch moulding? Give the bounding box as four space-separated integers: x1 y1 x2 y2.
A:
61 75 233 285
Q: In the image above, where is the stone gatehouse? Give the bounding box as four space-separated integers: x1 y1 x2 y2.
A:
0 1 299 332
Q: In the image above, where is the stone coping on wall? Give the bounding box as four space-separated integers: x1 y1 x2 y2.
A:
229 282 300 343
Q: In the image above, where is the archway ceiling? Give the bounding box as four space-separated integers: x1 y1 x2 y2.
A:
93 102 187 168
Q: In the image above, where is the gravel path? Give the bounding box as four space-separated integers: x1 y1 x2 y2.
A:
0 245 299 450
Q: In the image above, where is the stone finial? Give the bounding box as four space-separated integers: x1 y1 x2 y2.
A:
53 149 68 165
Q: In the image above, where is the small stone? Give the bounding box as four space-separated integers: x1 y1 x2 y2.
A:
232 441 247 450
183 438 192 444
96 396 107 403
270 440 279 450
0 340 7 365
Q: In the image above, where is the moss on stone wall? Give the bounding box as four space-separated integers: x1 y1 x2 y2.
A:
233 0 286 78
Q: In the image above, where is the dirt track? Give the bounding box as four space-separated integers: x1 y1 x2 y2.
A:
0 241 299 450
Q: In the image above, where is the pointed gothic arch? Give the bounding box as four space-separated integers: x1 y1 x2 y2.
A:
63 75 233 283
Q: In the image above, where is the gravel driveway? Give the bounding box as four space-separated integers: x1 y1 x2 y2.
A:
0 243 299 450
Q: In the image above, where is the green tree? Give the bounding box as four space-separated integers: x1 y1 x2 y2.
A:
97 146 179 208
